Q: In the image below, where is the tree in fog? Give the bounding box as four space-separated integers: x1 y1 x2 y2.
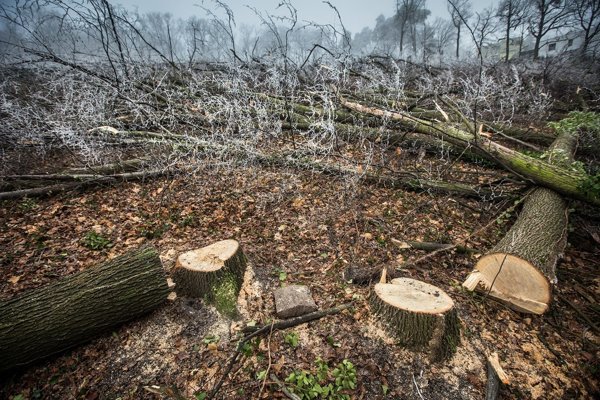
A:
497 0 530 61
395 0 431 55
527 0 572 59
571 0 600 56
448 0 473 59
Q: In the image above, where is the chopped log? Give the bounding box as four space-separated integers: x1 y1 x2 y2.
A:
370 277 460 361
0 246 169 372
0 170 167 201
172 239 247 301
463 127 576 314
486 352 510 400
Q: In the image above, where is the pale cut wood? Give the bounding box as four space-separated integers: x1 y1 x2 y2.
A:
463 127 576 314
172 239 247 299
486 352 510 400
370 278 460 361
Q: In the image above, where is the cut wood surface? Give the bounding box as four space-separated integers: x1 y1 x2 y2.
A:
0 246 169 372
172 239 247 299
370 277 460 361
463 127 576 314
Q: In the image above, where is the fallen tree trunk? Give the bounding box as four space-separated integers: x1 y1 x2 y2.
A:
0 246 169 372
0 170 167 201
462 128 577 314
339 97 599 207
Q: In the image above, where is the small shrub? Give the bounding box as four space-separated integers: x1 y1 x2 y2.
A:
284 358 358 400
284 332 299 348
82 231 111 250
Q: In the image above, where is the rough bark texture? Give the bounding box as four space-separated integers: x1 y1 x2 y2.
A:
465 129 575 314
370 278 460 361
339 97 599 207
172 239 247 300
0 246 169 372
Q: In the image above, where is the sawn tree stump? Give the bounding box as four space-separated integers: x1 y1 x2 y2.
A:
0 245 169 372
172 239 246 313
370 277 460 361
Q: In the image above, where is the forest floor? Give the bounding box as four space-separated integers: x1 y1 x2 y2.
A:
0 144 599 400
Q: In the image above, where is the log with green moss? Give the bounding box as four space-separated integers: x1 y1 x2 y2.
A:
339 98 600 207
0 246 169 372
370 277 460 361
463 116 583 314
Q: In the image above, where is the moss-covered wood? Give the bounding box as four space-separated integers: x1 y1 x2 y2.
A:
339 97 599 207
172 239 246 303
370 278 460 361
0 246 169 372
464 129 576 314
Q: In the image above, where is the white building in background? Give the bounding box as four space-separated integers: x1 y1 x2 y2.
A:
482 30 596 61
482 37 523 61
521 30 585 58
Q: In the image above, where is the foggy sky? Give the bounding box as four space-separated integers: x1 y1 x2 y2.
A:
115 0 496 36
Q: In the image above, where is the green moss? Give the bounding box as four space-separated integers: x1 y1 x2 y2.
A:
211 272 239 318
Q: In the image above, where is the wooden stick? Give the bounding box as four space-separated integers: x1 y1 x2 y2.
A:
207 303 353 400
486 352 510 400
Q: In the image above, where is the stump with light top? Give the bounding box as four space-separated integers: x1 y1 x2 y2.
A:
370 274 460 361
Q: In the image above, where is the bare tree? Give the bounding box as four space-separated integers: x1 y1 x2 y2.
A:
448 0 473 59
431 18 455 65
497 0 531 61
571 0 600 56
395 0 430 56
527 0 573 59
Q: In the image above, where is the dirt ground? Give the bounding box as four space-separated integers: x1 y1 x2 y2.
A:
0 154 599 399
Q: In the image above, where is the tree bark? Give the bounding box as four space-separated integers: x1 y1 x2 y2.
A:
173 239 247 300
462 128 576 314
370 277 460 361
339 97 599 207
0 246 169 372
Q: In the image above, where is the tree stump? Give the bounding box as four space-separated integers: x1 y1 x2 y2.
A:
0 245 169 372
370 277 460 361
172 239 247 314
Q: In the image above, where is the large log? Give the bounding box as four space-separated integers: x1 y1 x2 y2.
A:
462 128 577 314
0 246 169 372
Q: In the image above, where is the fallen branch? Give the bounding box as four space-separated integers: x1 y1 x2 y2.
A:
207 303 353 400
339 97 599 207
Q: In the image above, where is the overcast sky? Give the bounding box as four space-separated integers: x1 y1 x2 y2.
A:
115 0 496 35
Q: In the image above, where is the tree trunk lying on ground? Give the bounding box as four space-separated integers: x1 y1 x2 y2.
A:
339 97 599 207
173 239 247 305
462 128 576 314
370 275 460 361
0 246 169 373
2 129 515 201
0 170 167 201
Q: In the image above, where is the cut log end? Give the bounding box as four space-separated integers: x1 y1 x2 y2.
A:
175 239 240 272
370 277 460 361
471 253 551 314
